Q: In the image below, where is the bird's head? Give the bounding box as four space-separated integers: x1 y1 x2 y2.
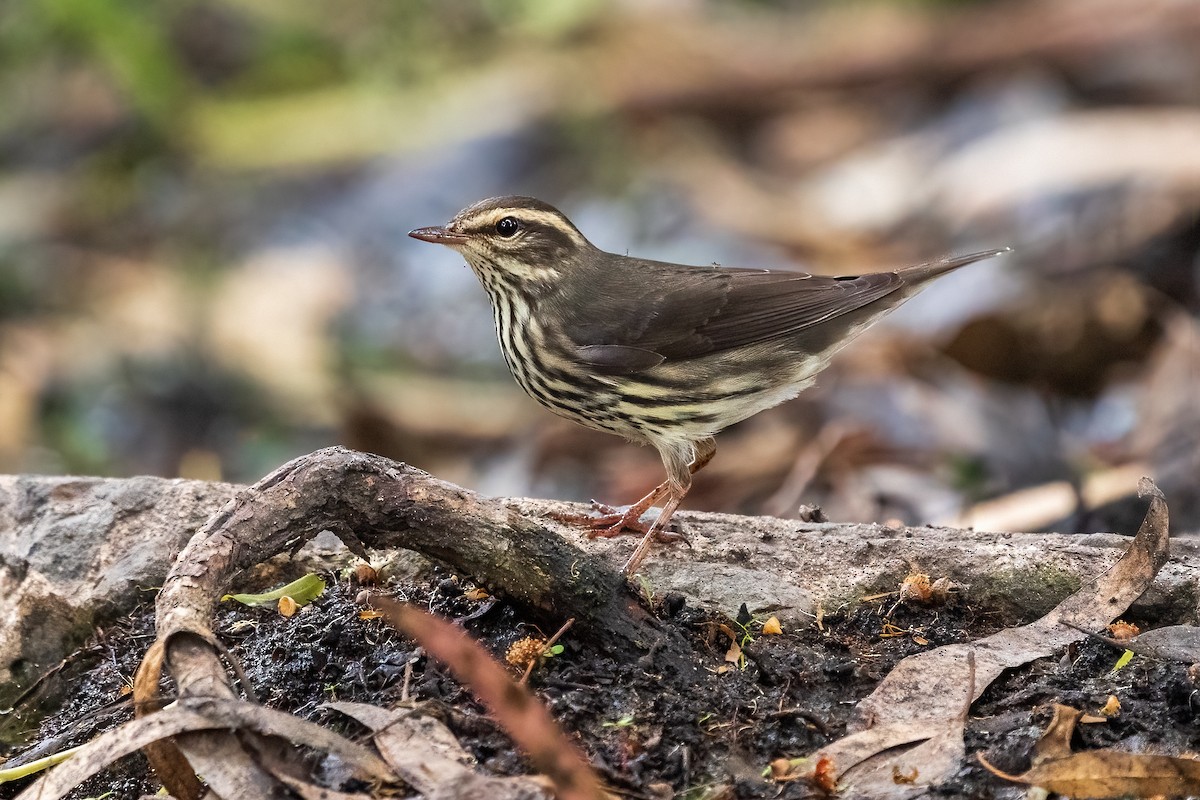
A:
409 196 594 287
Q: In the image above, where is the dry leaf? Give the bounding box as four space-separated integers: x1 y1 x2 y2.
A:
980 749 1200 798
812 482 1170 796
981 702 1200 798
809 755 837 793
899 573 933 603
322 703 521 796
277 596 298 617
353 563 378 585
725 640 743 664
366 596 605 800
1108 620 1139 640
1034 705 1082 763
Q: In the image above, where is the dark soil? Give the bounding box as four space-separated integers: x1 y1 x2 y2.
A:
4 568 1199 799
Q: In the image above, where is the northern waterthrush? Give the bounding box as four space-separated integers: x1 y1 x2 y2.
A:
410 196 1006 574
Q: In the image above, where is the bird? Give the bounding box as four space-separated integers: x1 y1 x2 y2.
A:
409 196 1006 574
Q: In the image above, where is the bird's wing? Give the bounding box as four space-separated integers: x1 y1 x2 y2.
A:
681 267 907 356
561 256 907 372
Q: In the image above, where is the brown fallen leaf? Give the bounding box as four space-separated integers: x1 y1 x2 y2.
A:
277 595 298 617
1108 620 1139 640
367 596 605 800
1033 704 1084 763
133 639 202 800
14 699 393 800
898 573 932 604
980 704 1200 798
324 702 552 798
811 480 1170 797
980 750 1200 798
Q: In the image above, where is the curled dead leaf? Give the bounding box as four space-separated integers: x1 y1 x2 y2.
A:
979 701 1200 798
809 754 837 793
978 748 1200 798
899 573 933 604
353 562 378 585
277 596 298 617
769 757 795 780
930 577 959 603
1108 620 1139 640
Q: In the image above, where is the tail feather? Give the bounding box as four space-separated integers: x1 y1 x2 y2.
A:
899 247 1012 284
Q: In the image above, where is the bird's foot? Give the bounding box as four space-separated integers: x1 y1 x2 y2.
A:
550 501 682 542
593 516 685 543
549 500 625 527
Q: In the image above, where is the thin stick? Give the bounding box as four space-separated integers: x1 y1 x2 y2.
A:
519 617 576 686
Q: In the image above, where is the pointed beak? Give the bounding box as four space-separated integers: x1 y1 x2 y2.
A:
408 226 468 245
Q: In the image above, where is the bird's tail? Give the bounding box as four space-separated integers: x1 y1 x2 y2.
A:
899 247 1011 284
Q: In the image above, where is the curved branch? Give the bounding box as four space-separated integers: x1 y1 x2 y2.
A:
156 446 684 666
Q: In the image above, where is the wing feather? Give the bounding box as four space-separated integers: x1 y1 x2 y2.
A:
557 255 908 364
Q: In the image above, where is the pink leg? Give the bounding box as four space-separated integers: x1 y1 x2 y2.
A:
555 438 716 557
551 483 678 538
622 491 685 575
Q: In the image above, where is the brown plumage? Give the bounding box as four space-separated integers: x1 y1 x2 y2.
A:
411 196 1007 573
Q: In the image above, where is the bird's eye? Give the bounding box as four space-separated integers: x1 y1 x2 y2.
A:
495 217 520 238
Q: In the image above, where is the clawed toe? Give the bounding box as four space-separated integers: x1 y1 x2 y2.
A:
587 514 654 539
555 504 683 541
547 483 689 573
587 499 623 516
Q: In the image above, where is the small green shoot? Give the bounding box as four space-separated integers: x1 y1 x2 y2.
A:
636 574 654 604
602 714 635 729
0 744 83 783
1109 649 1135 675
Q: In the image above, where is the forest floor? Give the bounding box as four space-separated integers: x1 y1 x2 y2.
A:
4 561 1196 800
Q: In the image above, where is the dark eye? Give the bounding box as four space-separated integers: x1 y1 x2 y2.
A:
495 217 520 238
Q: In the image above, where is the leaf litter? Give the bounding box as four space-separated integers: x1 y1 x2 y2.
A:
2 481 1192 799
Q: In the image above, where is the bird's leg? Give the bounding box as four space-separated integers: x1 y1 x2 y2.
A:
552 439 716 544
551 482 672 538
622 489 686 575
622 438 714 574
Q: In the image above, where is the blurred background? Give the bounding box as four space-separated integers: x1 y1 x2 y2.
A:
1 0 1197 534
